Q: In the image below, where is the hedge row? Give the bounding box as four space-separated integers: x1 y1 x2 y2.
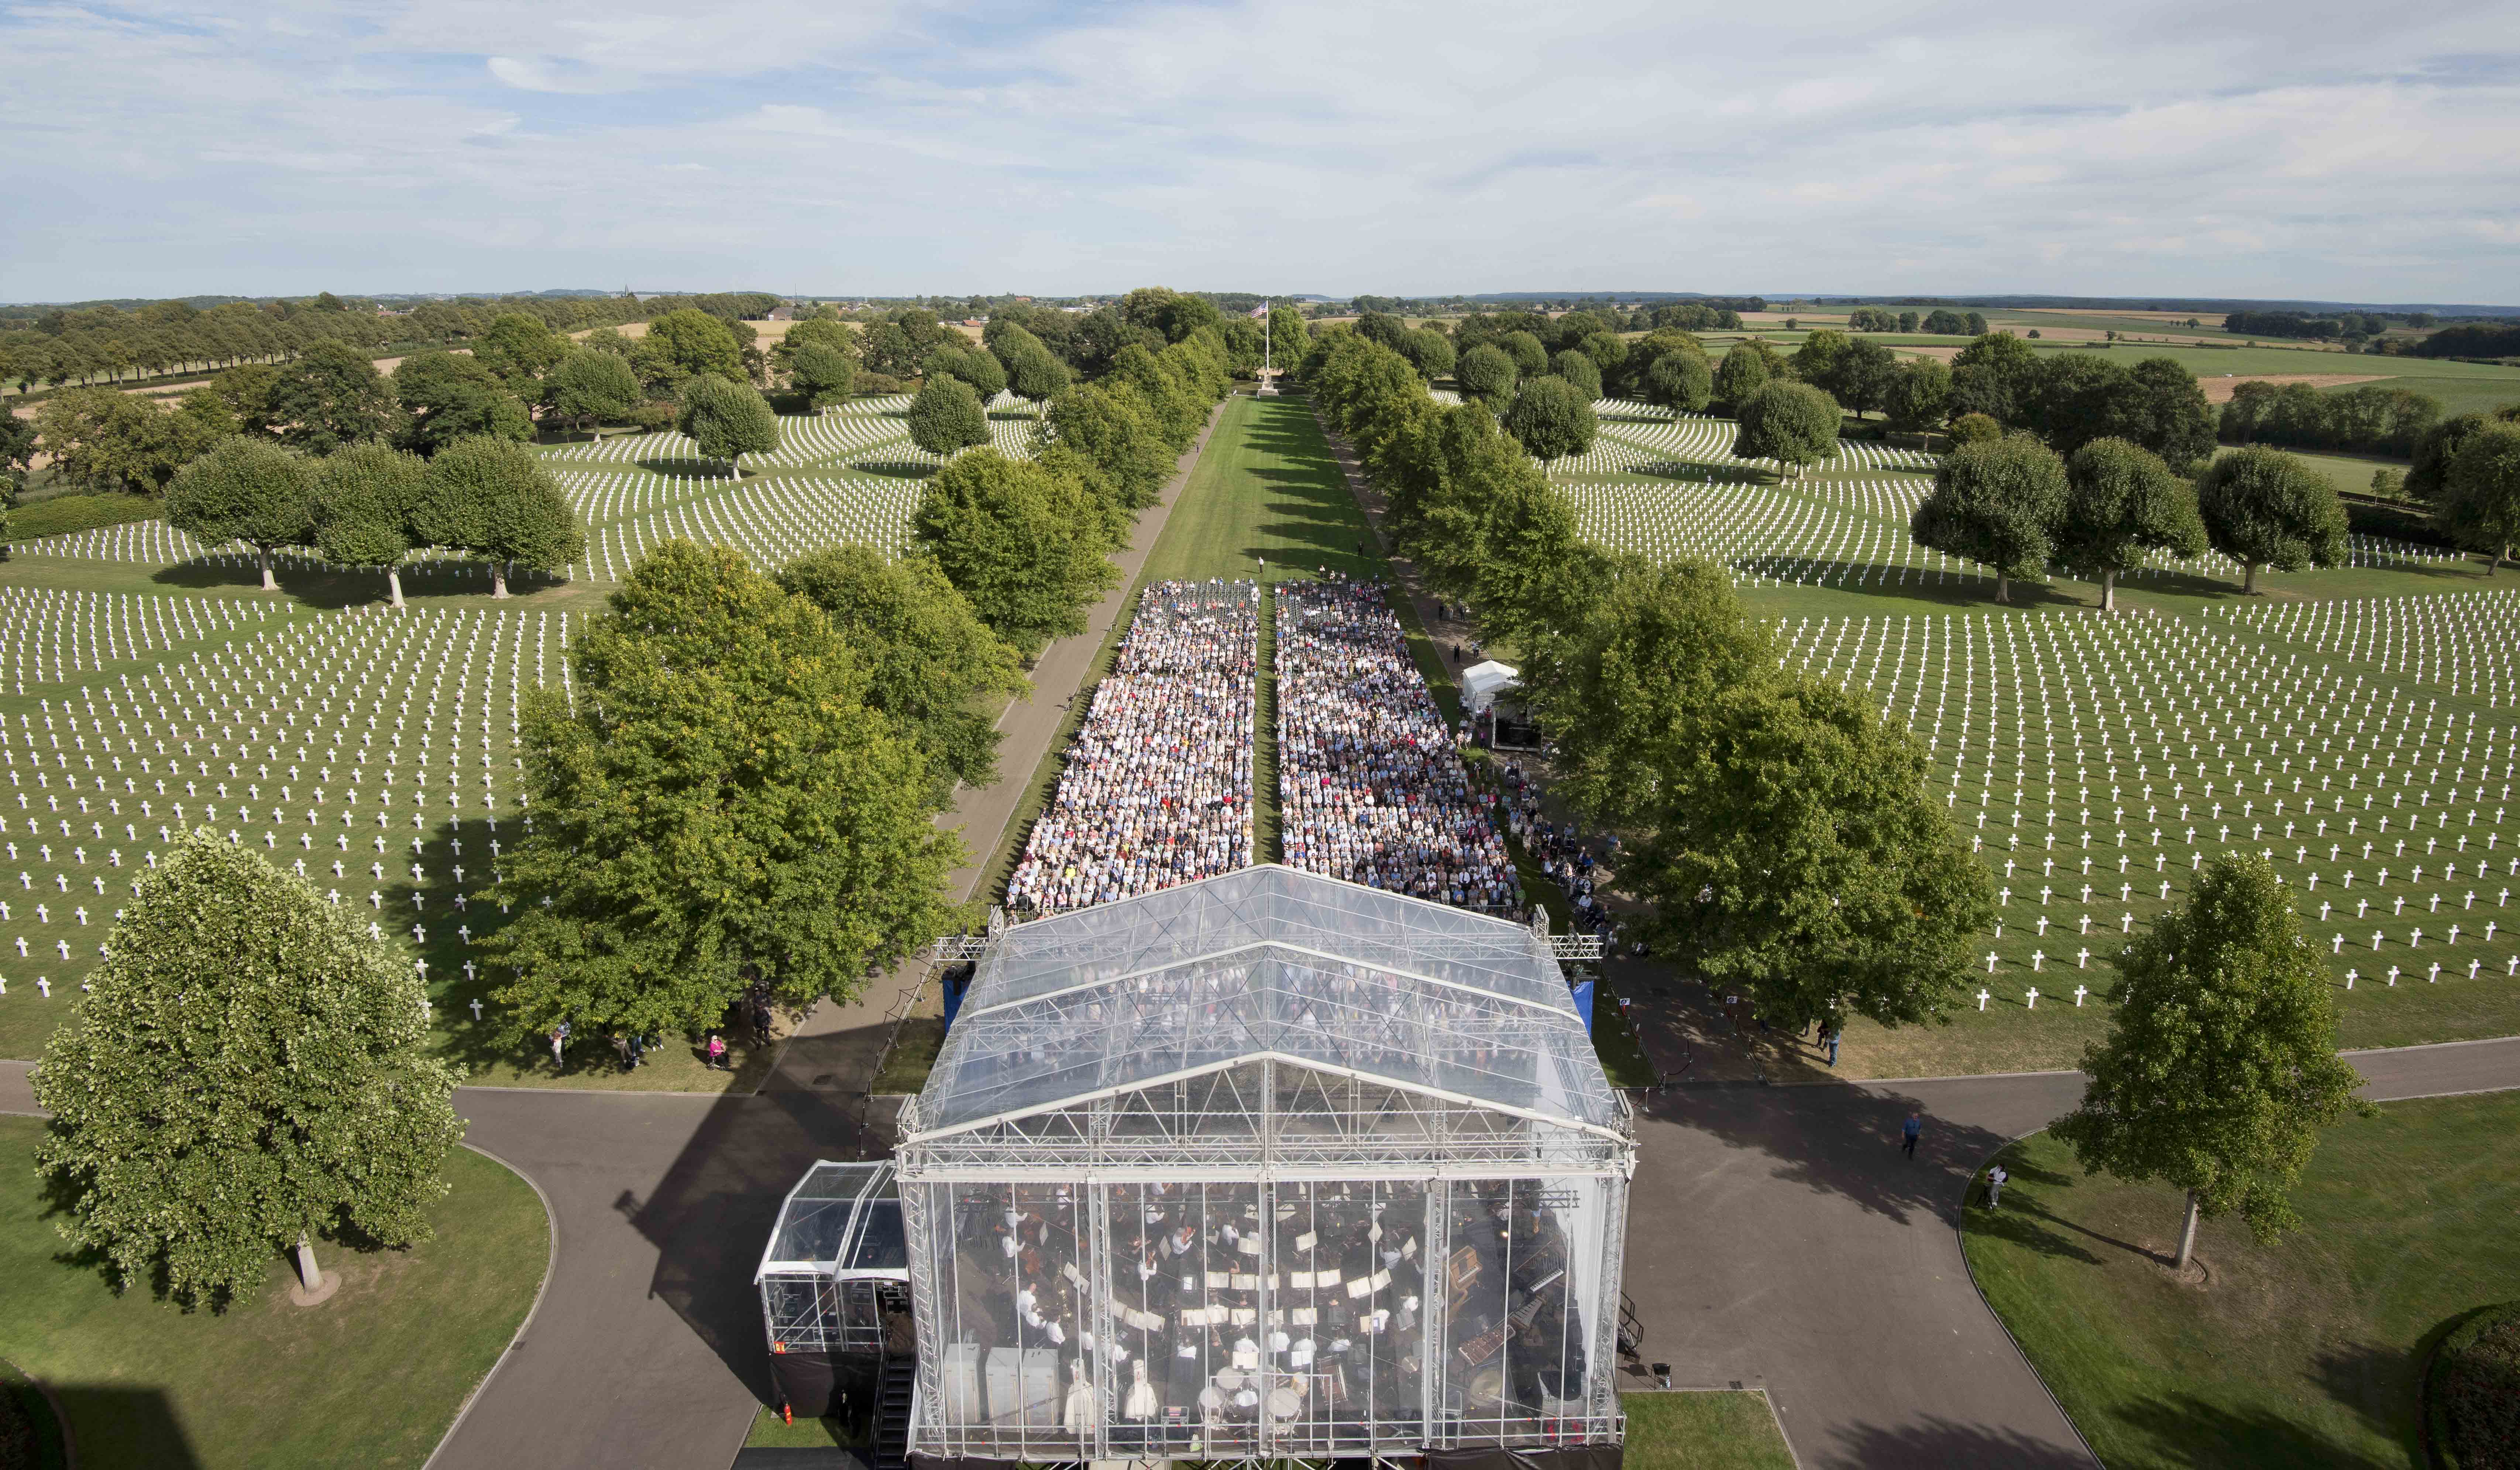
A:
9 492 161 542
2429 1301 2520 1470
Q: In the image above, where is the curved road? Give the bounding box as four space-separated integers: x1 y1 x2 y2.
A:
6 1038 2515 1470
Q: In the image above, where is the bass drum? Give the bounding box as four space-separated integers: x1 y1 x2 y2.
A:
1461 1366 1507 1412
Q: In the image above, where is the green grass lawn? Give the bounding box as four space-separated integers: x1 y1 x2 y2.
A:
1963 1093 2520 1469
0 1116 549 1469
1621 1390 1798 1470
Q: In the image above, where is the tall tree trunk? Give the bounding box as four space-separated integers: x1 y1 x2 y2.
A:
2173 1190 2201 1270
257 545 276 591
387 566 406 610
492 561 510 599
2244 561 2259 595
1995 571 2011 605
295 1233 322 1289
2100 567 2117 613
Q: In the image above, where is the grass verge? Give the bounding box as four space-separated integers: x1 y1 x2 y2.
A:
1620 1389 1798 1470
0 1117 549 1469
1962 1092 2520 1470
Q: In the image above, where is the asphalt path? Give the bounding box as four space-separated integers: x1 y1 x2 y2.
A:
4 1037 2517 1470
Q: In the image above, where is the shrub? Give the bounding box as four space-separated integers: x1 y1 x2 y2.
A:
2430 1302 2520 1469
10 492 161 542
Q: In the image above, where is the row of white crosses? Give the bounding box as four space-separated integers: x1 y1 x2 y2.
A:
0 602 561 1009
0 587 276 692
1774 602 2520 999
1591 415 1943 474
574 475 919 582
2218 589 2520 707
1556 480 1979 590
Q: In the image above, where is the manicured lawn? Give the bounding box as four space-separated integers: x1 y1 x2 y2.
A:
1962 1093 2520 1469
0 1116 549 1469
1621 1390 1798 1470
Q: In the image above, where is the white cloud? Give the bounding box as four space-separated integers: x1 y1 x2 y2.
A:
0 0 2515 300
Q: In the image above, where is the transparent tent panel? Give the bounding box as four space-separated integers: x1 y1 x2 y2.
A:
905 1172 1622 1459
901 868 1631 1459
918 868 1616 1143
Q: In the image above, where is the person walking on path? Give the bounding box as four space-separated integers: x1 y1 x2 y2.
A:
1901 1110 1923 1160
550 1021 569 1074
612 1031 632 1073
1825 1026 1841 1068
1984 1163 2008 1208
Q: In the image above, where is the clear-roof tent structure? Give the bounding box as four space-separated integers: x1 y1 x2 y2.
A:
897 865 1634 1464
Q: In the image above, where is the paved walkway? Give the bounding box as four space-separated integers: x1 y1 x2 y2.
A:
5 1037 2518 1470
761 401 1230 1099
1618 1036 2520 1470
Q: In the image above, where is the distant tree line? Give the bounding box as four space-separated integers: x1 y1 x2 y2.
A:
2218 381 2439 458
0 291 777 395
2223 308 2415 344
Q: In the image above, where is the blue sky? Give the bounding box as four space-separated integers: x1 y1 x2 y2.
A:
2 0 2515 303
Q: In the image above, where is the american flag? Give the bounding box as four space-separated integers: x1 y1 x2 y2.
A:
1249 303 1269 318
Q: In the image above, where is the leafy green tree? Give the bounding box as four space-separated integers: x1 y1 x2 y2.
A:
1643 350 1713 414
35 387 231 493
913 450 1120 657
1503 375 1597 465
1711 342 1777 411
2438 424 2520 571
267 340 399 454
2116 358 2218 470
907 375 990 458
212 363 283 438
1909 434 2067 604
2050 854 2365 1270
1882 358 1952 433
166 435 314 590
476 313 568 398
1400 329 1456 382
1949 332 2040 427
676 374 780 475
0 406 34 498
925 345 1008 401
1625 670 1996 1033
486 541 961 1037
1789 329 1850 392
2407 412 2491 504
2196 446 2349 594
1830 337 1898 419
413 435 584 598
1578 331 1628 374
1520 556 1776 826
1922 309 1969 335
33 828 463 1309
2058 438 2206 611
643 309 745 386
786 339 857 411
1547 349 1603 401
1107 343 1201 447
392 350 531 456
989 326 1070 406
1731 381 1840 479
313 443 431 608
774 545 1030 800
1949 412 2002 446
549 348 644 437
1453 343 1519 410
1498 331 1548 378
1043 382 1171 508
1897 311 1919 332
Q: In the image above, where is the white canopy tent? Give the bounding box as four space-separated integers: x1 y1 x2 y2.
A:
1461 660 1520 715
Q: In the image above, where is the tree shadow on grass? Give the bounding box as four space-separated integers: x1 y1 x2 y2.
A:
43 1383 201 1470
2104 1390 2397 1470
1825 1413 2095 1469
